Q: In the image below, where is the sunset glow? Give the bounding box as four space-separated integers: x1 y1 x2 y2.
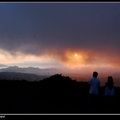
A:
0 3 119 75
0 48 118 69
61 50 87 68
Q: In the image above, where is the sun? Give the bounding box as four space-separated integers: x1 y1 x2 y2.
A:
73 53 83 60
74 53 78 57
63 51 87 68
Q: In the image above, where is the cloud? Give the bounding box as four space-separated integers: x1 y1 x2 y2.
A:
0 3 120 68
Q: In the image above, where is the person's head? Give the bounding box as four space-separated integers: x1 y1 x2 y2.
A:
106 76 114 89
107 76 114 85
108 76 113 83
93 72 98 78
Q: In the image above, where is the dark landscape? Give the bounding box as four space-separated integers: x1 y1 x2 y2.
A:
0 74 119 114
0 2 120 117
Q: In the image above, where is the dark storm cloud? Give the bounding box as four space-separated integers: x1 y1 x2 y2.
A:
0 2 120 65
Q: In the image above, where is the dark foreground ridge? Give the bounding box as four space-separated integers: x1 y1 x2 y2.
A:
0 74 119 114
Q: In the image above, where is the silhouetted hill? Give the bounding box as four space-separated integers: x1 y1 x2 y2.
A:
0 74 119 114
0 72 47 81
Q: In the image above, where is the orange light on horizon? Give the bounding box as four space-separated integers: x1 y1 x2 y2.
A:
0 48 119 70
61 50 88 68
74 53 78 57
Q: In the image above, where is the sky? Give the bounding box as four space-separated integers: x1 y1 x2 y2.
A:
0 2 120 73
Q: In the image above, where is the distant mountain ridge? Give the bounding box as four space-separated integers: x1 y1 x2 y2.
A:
0 72 47 81
0 66 60 76
0 64 7 67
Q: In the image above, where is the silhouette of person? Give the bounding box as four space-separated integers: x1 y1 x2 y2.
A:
104 76 115 96
89 72 100 96
104 76 116 112
88 72 100 112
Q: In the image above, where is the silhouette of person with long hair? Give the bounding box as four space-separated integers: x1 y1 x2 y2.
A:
88 72 100 112
104 76 115 96
104 76 116 112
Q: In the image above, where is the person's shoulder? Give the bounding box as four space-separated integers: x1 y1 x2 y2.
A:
95 78 100 83
97 78 100 81
89 78 93 83
90 78 94 81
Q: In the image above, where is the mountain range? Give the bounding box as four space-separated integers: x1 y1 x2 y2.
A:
0 64 7 67
0 66 60 75
0 66 61 81
0 72 47 81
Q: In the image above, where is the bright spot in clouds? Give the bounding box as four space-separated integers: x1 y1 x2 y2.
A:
62 50 89 68
74 53 78 57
